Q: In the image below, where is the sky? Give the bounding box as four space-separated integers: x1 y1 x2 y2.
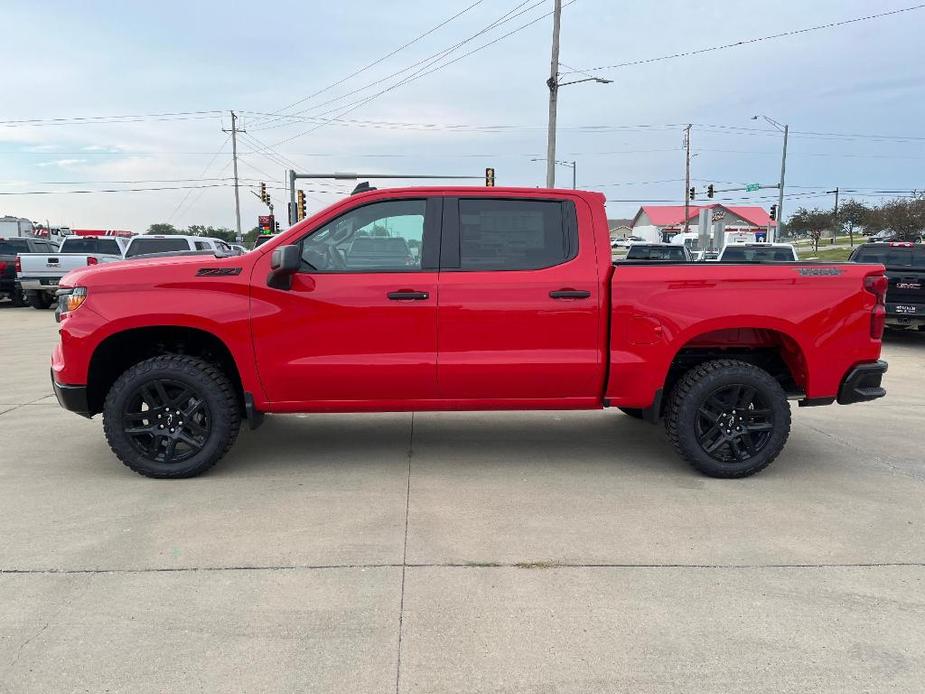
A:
1 0 924 233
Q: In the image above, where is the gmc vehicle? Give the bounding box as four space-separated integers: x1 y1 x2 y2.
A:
623 243 692 262
124 235 233 258
849 242 925 330
51 187 888 480
1 237 58 305
718 243 799 263
18 235 129 309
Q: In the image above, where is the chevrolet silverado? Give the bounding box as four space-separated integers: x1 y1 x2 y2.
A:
51 187 888 479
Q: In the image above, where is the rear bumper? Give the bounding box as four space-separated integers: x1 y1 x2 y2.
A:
51 369 91 418
19 277 60 291
837 360 888 405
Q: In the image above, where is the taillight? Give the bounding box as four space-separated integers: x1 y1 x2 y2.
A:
15 256 22 274
864 273 888 339
86 256 98 266
0 261 6 272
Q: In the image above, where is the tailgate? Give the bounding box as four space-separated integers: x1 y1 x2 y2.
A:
18 253 88 278
886 269 925 314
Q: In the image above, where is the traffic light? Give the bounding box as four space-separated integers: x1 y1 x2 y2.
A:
297 190 306 221
769 204 778 221
275 221 280 232
707 184 715 199
485 167 495 187
688 187 695 201
259 182 267 204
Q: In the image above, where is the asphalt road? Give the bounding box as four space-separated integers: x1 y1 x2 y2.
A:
1 302 923 693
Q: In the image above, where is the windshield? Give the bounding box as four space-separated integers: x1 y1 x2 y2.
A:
851 245 924 268
0 239 29 254
61 238 122 255
625 245 687 260
722 246 795 262
125 238 190 257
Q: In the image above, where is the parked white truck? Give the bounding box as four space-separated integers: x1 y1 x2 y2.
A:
17 235 130 309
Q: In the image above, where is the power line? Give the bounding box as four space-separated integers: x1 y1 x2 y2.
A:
256 0 546 135
167 137 230 223
0 110 225 127
568 4 925 73
252 0 488 128
0 184 235 195
271 0 575 147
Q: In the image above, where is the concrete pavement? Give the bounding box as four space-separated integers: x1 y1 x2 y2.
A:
1 302 923 692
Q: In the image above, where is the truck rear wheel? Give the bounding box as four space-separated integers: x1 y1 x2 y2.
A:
27 290 54 309
665 359 791 478
10 287 26 307
103 354 241 478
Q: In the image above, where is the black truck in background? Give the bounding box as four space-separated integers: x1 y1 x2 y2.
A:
850 242 925 330
0 237 59 306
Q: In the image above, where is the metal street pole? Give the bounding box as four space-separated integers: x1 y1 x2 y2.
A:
222 111 244 243
776 124 788 243
545 0 562 188
570 160 576 189
683 124 692 233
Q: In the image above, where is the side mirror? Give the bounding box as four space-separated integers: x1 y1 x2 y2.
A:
267 245 301 290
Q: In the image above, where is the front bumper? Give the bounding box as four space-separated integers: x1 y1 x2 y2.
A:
837 360 888 405
51 368 91 418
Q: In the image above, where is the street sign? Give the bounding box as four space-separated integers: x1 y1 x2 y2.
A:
258 214 274 233
745 183 760 192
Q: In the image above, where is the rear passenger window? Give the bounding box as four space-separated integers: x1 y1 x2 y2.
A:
457 199 575 271
195 241 210 250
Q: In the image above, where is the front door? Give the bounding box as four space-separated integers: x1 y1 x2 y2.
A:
436 196 604 403
252 196 441 407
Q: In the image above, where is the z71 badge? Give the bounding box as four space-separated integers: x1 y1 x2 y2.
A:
797 267 843 277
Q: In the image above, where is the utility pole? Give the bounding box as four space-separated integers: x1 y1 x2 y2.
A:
775 124 788 243
827 187 840 245
683 124 692 233
545 0 562 188
223 111 244 243
570 160 576 189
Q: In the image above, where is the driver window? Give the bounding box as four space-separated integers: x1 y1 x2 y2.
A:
300 199 426 272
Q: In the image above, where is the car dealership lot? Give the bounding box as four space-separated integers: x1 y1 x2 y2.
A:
0 304 923 692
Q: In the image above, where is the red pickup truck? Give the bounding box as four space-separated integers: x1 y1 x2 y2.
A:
52 187 888 479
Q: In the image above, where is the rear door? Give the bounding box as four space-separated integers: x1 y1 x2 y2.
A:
436 196 603 402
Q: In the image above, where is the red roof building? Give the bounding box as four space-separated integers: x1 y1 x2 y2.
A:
631 204 776 242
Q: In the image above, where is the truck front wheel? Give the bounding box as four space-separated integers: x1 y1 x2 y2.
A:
27 290 54 309
103 354 241 478
665 359 791 478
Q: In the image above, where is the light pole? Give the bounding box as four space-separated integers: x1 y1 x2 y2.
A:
545 0 611 187
531 158 577 188
752 114 788 243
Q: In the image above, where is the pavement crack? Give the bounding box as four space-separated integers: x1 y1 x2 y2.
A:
394 411 414 694
2 561 923 576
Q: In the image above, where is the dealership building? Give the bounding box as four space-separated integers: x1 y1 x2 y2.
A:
631 205 776 243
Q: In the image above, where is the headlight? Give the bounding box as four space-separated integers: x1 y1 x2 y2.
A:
58 286 88 315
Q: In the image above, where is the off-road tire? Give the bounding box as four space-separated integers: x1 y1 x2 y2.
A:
665 359 791 478
103 354 241 478
27 290 54 309
618 407 645 419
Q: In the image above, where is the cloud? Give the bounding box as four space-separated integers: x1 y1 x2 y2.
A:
36 159 87 168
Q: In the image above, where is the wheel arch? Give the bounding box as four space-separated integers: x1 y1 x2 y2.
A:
86 325 245 416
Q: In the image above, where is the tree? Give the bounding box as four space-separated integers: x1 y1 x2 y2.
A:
874 195 925 242
837 199 869 247
147 223 178 235
788 207 834 252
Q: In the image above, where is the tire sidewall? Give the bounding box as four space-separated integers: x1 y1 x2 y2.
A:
672 364 790 478
104 357 237 478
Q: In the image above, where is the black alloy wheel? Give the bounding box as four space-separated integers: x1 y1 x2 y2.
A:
694 384 774 463
122 378 211 465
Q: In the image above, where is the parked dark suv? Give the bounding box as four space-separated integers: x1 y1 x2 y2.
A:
849 242 925 330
